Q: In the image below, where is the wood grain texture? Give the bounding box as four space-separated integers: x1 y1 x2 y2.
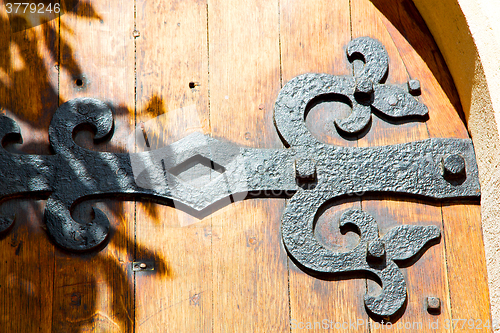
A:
374 1 490 328
352 1 452 331
352 0 429 147
0 0 492 331
53 1 136 332
280 1 370 331
351 0 489 331
351 0 453 331
208 0 289 332
442 204 491 332
0 4 58 332
363 196 452 331
134 1 212 332
281 0 355 148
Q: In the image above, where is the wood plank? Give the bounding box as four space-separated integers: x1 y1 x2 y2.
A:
0 200 55 333
134 1 212 332
351 0 454 331
362 196 451 331
52 1 136 332
0 1 490 332
0 6 58 332
351 0 428 147
281 0 355 148
280 1 371 331
208 1 289 331
374 1 491 329
288 199 368 332
442 204 491 332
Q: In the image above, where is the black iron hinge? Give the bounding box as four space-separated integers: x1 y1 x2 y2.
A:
0 37 480 318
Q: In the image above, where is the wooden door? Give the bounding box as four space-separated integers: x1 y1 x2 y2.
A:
0 0 491 332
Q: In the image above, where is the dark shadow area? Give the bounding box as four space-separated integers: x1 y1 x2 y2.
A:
0 2 168 332
304 80 431 146
0 1 99 153
368 0 467 124
371 106 430 126
0 0 482 330
0 195 169 332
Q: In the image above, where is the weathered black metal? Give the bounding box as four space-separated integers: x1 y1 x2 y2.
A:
0 37 481 318
274 37 429 137
283 208 440 317
442 154 466 179
0 97 476 252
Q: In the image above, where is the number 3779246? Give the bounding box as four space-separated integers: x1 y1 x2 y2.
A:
5 2 60 14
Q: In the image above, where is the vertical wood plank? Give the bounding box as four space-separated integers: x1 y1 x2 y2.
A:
134 1 212 332
369 0 467 139
0 1 491 331
351 0 457 331
351 0 429 147
53 1 136 332
281 0 355 148
442 204 491 332
208 1 289 331
280 1 371 331
0 5 58 332
375 0 491 329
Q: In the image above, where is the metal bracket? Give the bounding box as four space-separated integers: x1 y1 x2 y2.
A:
132 261 155 272
0 37 480 318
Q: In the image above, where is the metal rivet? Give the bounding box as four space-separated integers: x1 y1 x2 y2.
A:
387 95 398 106
355 77 374 94
70 292 82 306
295 158 316 182
408 79 421 95
77 105 90 115
132 261 154 271
426 296 441 312
441 154 466 179
367 240 385 259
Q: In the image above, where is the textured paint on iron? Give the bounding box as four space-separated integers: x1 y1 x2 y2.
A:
0 37 483 318
281 205 440 317
274 37 428 137
0 96 478 252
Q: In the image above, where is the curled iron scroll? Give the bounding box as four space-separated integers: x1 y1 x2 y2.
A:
0 37 480 319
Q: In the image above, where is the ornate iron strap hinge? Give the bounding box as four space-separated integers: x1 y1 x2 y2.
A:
0 37 480 318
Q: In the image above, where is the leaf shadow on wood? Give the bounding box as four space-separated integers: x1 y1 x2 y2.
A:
0 2 171 332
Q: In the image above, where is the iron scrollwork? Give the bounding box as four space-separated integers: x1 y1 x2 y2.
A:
0 37 480 318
